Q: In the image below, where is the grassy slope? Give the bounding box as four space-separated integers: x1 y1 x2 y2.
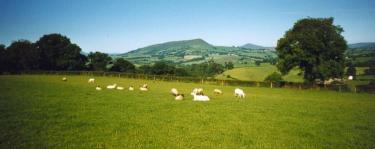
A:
1 75 375 148
216 64 304 82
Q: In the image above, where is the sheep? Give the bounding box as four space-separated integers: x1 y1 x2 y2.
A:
128 86 134 91
191 88 204 95
234 88 245 98
116 86 124 90
96 85 102 91
171 88 179 96
192 94 210 101
348 75 353 80
213 89 222 95
62 77 67 81
191 88 209 101
88 78 95 83
106 84 117 89
140 87 148 91
175 94 184 100
142 84 148 88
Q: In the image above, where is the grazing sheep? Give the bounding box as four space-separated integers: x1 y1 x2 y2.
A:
96 85 102 91
191 88 204 95
107 84 117 89
62 77 67 81
175 94 184 100
171 88 179 96
128 86 134 91
140 87 148 91
116 86 124 90
142 84 148 88
234 88 245 98
192 94 210 101
213 89 222 95
348 75 353 80
88 78 95 83
191 88 209 101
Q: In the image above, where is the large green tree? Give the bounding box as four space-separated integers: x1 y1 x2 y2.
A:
36 33 86 70
109 58 136 73
0 44 6 72
87 52 112 71
6 40 41 71
276 17 347 82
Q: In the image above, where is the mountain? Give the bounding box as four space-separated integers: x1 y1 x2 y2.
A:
348 42 375 49
122 39 214 57
241 43 265 49
116 39 277 66
241 43 275 50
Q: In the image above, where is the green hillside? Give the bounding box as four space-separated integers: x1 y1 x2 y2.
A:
215 64 304 82
114 39 277 66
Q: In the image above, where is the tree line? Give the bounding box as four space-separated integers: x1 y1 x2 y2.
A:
0 33 231 77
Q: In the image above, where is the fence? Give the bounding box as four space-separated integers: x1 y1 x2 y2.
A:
2 71 372 93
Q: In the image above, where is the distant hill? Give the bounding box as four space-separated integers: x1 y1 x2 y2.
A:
346 42 375 67
241 43 275 50
115 39 277 66
348 42 375 49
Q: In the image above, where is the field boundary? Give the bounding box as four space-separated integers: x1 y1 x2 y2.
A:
2 71 373 93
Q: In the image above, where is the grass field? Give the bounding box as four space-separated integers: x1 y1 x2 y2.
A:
216 64 304 82
1 75 375 148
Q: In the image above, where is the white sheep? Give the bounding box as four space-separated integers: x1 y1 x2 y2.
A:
191 88 204 95
128 86 134 91
175 94 184 100
88 78 95 83
191 88 209 101
62 77 67 81
171 88 179 96
96 85 102 91
116 86 124 90
142 84 148 88
140 87 148 91
107 84 117 89
348 75 353 80
214 89 222 95
234 88 245 98
192 94 210 101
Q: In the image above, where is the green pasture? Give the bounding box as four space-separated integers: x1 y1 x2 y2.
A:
0 75 374 148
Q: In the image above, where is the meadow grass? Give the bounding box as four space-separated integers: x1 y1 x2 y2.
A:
0 75 374 148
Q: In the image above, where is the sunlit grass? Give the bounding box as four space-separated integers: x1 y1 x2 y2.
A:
0 75 374 148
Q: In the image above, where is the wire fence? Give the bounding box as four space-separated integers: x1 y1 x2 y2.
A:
2 71 373 93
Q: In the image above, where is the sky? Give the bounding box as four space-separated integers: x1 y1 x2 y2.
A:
0 0 374 53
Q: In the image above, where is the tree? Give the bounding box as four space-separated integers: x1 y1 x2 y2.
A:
36 33 86 70
276 17 347 82
110 58 136 73
224 61 234 70
87 52 112 71
346 63 356 78
151 61 175 75
6 40 41 71
264 72 284 82
0 44 6 72
254 60 261 66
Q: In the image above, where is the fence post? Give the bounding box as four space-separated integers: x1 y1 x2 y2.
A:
354 86 357 93
270 82 273 88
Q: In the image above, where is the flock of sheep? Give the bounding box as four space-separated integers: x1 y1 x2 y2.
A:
62 77 246 101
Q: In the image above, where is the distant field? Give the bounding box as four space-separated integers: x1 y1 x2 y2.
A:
1 75 374 148
216 64 304 82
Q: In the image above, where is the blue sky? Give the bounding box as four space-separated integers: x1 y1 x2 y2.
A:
1 0 374 53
